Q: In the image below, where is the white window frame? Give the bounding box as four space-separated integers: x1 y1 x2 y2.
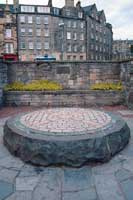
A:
44 29 49 37
73 21 77 28
73 32 77 40
28 16 33 24
5 43 14 53
74 44 77 52
36 29 41 36
44 41 49 50
78 12 83 18
21 42 26 49
80 33 84 40
67 44 72 52
20 28 25 36
67 21 71 28
28 28 33 36
36 42 42 49
36 16 41 24
67 32 71 40
5 29 12 38
81 45 85 53
20 15 25 23
80 22 84 29
29 42 34 49
44 16 49 24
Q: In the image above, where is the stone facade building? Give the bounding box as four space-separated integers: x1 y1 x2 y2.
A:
113 40 133 60
0 0 113 61
0 2 18 61
84 4 113 61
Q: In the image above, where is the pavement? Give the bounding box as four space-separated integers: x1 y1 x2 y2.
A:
0 106 133 200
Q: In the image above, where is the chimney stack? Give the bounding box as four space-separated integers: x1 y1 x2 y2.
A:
65 0 74 7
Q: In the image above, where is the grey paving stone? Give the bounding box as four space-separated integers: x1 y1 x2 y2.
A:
120 178 133 200
123 157 133 173
63 187 97 200
5 191 32 200
16 176 40 191
62 167 93 192
0 155 24 170
92 161 122 175
0 127 3 136
32 168 62 200
94 174 125 200
120 141 133 156
115 169 133 182
0 118 9 127
0 144 10 159
18 164 42 177
0 168 18 183
0 180 14 200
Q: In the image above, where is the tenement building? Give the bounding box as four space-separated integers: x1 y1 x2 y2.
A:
0 1 18 61
113 40 133 60
0 0 113 61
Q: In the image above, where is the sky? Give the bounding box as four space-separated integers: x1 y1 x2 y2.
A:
0 0 133 40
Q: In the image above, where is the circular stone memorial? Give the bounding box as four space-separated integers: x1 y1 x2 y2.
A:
4 108 130 167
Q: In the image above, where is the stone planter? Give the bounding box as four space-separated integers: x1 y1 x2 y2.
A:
4 90 126 107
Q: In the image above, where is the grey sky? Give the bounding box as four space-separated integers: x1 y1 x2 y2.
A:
1 0 133 40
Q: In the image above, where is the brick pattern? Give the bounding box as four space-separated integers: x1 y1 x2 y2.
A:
20 108 111 134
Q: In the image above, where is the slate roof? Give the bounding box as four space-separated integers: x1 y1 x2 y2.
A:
83 4 95 15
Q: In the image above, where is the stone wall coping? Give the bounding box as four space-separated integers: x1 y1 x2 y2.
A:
4 90 125 95
1 61 121 64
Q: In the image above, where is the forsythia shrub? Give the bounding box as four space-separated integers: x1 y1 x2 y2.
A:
91 82 123 91
4 80 63 91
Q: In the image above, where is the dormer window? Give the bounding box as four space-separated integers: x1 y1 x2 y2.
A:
53 8 60 15
66 10 70 16
37 6 50 13
78 12 83 18
21 6 35 13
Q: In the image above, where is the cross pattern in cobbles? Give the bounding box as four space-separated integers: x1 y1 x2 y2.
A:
0 108 133 200
20 108 111 134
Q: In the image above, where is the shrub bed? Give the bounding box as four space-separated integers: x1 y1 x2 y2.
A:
91 82 123 90
4 80 63 91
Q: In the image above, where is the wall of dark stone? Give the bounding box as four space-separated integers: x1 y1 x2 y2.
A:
0 60 132 107
0 63 7 107
4 90 126 107
6 61 121 89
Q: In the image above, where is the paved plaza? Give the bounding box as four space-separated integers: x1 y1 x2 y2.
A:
0 107 133 200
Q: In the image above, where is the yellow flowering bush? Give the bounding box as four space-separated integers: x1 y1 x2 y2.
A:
4 80 63 91
91 82 123 91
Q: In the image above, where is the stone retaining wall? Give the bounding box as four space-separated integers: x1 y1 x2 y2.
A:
128 61 133 109
6 61 121 89
0 60 132 107
4 90 126 107
0 63 7 107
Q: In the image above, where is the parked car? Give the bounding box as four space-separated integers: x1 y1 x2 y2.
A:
35 54 56 61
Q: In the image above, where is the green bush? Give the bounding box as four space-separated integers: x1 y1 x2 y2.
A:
4 80 63 91
91 82 123 91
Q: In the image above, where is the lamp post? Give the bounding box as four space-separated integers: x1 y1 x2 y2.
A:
59 23 64 61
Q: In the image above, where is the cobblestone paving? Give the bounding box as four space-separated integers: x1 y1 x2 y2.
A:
20 108 111 134
0 107 133 200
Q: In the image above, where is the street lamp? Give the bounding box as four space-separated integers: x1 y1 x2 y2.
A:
59 23 65 61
